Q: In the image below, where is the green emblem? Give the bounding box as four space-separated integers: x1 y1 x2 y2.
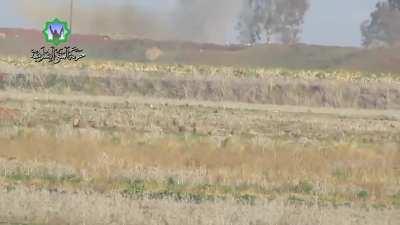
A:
42 18 71 46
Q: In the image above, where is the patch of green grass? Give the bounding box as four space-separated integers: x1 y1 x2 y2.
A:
1 223 43 225
3 168 399 207
288 195 306 205
147 190 219 203
166 177 177 187
111 134 121 145
38 174 82 183
220 185 235 195
357 190 369 200
121 179 146 198
4 171 82 184
332 168 351 181
392 192 400 207
5 173 31 181
292 180 314 194
319 193 351 208
5 185 16 192
372 203 388 210
235 194 257 205
119 178 259 204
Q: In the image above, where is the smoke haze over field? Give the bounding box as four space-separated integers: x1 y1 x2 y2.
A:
9 0 243 43
3 0 382 46
173 0 242 43
11 0 172 40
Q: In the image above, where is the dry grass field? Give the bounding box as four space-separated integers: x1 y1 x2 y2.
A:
0 56 400 225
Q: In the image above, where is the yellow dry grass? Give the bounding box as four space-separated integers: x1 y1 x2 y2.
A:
1 185 398 225
1 133 399 203
1 55 400 82
1 55 400 224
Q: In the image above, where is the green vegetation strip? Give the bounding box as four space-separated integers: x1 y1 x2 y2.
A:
1 170 399 208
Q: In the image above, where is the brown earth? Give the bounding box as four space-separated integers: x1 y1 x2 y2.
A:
1 28 400 73
0 107 19 120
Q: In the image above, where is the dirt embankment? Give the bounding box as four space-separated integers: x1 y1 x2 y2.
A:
1 28 400 73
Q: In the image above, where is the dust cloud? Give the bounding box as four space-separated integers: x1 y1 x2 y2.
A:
10 0 243 44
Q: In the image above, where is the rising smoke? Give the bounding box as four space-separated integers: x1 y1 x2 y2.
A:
9 0 245 43
10 0 243 43
173 0 242 43
9 0 306 44
11 0 170 39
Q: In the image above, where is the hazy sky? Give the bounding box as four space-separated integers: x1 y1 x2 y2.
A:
302 0 379 46
0 0 380 47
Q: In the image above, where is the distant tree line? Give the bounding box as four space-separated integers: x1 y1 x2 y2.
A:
236 0 310 45
389 0 400 10
235 0 400 47
361 0 400 48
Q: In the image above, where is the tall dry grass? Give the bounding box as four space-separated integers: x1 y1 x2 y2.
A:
1 185 399 225
2 56 400 109
2 72 400 109
0 134 399 203
1 91 399 146
1 56 400 224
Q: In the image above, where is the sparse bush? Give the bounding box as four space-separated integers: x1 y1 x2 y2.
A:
288 195 306 204
392 192 400 207
122 179 145 198
293 180 314 194
332 169 351 181
357 190 369 200
236 194 256 205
